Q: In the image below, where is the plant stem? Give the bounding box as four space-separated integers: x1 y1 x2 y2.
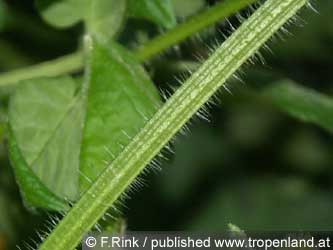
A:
0 0 256 88
0 52 82 87
39 0 307 249
134 0 258 61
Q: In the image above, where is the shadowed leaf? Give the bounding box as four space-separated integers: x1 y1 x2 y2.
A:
128 0 176 29
263 80 333 133
35 0 126 41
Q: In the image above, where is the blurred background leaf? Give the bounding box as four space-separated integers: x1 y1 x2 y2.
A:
262 80 333 133
35 0 90 28
35 0 127 41
172 0 205 19
128 0 176 29
85 0 127 41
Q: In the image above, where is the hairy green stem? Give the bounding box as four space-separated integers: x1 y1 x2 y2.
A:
39 0 307 249
0 0 255 88
134 0 257 61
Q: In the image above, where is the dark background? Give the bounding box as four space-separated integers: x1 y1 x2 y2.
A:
1 0 333 249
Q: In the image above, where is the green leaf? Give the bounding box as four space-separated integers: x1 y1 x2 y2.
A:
79 37 161 193
35 0 127 41
263 80 333 132
35 0 89 28
86 1 127 42
172 0 205 19
8 37 161 210
128 0 176 29
8 128 69 211
9 76 84 206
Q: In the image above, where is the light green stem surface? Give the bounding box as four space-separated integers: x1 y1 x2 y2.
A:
0 52 82 87
39 0 307 249
0 0 255 88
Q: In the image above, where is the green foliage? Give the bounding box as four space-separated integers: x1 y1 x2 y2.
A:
264 80 333 132
8 76 83 206
8 128 70 211
1 0 333 249
35 0 176 36
35 0 126 40
172 0 205 18
79 38 161 192
38 1 309 249
134 0 258 60
35 0 89 28
8 38 160 210
85 0 127 41
128 0 176 29
2 0 266 230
